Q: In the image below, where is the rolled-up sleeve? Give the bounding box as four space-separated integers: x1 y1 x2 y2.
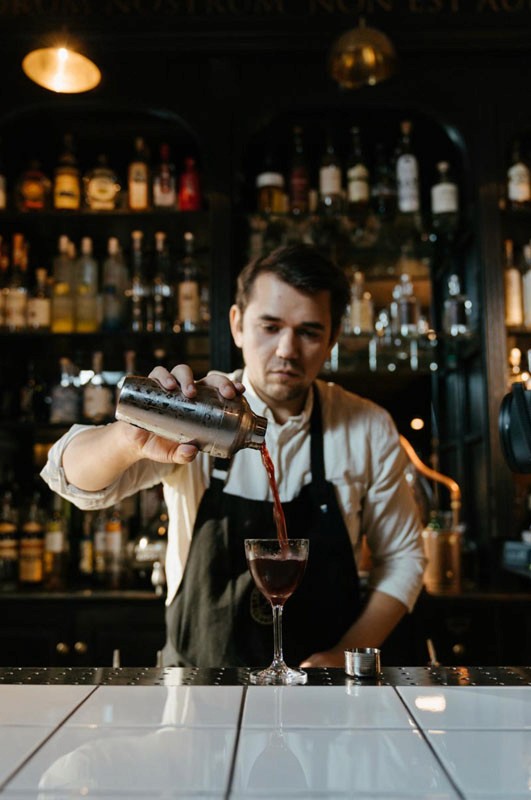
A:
40 424 174 510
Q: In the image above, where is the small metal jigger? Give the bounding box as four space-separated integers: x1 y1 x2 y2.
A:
344 647 381 678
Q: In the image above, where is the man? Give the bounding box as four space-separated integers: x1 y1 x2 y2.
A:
42 243 425 668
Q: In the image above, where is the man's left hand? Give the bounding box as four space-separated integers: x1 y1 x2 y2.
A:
300 648 345 668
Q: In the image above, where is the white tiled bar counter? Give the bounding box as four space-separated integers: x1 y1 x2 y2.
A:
0 666 529 799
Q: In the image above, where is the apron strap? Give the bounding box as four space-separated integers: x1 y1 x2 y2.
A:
309 385 329 512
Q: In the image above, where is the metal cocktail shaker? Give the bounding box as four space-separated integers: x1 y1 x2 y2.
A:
115 375 267 458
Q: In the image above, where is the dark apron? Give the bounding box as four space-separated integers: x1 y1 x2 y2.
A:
163 386 362 667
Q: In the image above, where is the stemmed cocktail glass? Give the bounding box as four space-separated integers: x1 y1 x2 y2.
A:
244 538 309 685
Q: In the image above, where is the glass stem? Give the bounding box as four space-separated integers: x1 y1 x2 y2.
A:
272 603 284 665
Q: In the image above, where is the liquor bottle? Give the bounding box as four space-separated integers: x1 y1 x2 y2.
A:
319 131 342 213
83 154 121 211
83 351 115 424
116 349 137 404
289 126 310 215
75 236 100 332
397 273 420 336
78 512 94 585
0 139 6 211
49 357 81 425
27 268 51 330
128 136 151 211
443 274 471 337
128 230 147 332
0 490 18 592
396 119 420 219
349 271 374 335
4 233 28 331
179 157 202 211
153 143 177 208
92 510 107 585
15 159 51 212
346 126 370 223
105 504 125 589
503 238 523 327
522 243 531 328
430 161 459 236
256 152 285 215
152 230 172 333
371 143 397 221
53 133 81 210
51 234 75 333
102 236 128 331
507 140 531 210
19 491 45 587
43 493 69 591
175 231 201 332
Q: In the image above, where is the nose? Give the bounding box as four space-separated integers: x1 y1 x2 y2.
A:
276 328 299 360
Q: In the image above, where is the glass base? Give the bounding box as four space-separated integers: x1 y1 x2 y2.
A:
249 662 308 686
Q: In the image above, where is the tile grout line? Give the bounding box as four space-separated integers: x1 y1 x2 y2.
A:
0 683 100 793
224 684 247 800
392 685 467 800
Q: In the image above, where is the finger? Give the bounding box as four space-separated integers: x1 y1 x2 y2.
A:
203 371 243 399
169 365 197 397
149 366 177 390
175 443 198 462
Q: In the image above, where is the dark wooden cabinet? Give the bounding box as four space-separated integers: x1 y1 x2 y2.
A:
0 592 165 667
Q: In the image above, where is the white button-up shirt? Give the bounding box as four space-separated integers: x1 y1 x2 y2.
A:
41 371 426 611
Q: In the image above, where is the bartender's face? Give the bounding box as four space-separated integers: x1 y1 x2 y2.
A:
229 272 336 423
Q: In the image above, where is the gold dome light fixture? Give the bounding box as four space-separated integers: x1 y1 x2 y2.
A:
328 17 397 90
22 37 101 94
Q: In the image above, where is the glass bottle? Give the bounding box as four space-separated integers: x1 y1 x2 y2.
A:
503 238 523 327
178 156 201 211
289 126 310 216
349 270 374 335
19 491 45 587
347 126 370 223
92 510 107 586
105 504 125 590
27 267 51 330
49 357 81 425
153 143 177 208
507 140 531 210
371 143 397 221
4 233 28 331
152 230 172 333
522 243 531 329
0 490 19 592
15 159 51 212
78 511 94 586
431 161 459 236
443 274 471 337
75 236 100 332
51 234 75 333
256 152 285 215
83 350 115 425
84 154 121 211
128 229 147 332
397 273 420 337
44 493 69 591
116 349 137 405
128 136 151 211
175 231 201 332
319 131 342 214
102 236 128 331
396 119 420 215
53 133 81 211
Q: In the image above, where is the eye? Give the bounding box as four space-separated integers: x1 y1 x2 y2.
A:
262 323 280 333
299 328 320 340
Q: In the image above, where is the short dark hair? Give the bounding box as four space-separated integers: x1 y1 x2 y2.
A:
235 244 350 338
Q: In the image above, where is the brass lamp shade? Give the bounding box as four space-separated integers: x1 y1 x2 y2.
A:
22 47 101 93
329 19 397 90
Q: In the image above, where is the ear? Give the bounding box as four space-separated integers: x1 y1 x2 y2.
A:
229 304 243 348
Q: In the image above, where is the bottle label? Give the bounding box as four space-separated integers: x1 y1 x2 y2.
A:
86 177 118 210
45 529 66 554
79 540 94 574
397 155 420 212
319 165 342 196
50 386 80 424
106 527 123 555
51 295 75 333
347 164 370 203
153 169 176 207
431 183 458 214
54 173 81 209
0 538 18 559
4 290 27 329
179 281 200 324
505 269 524 326
508 163 531 202
27 297 51 329
289 170 309 211
83 385 115 422
20 179 46 210
19 537 44 583
129 165 149 209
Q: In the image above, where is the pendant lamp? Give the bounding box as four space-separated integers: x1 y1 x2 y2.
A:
22 42 101 94
328 17 397 90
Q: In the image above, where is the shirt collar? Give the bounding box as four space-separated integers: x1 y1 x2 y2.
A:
240 367 314 427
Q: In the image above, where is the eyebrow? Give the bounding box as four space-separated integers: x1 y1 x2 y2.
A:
258 314 326 332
